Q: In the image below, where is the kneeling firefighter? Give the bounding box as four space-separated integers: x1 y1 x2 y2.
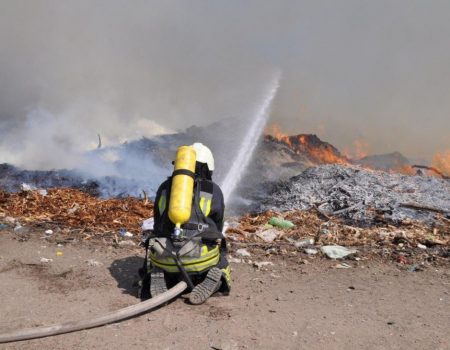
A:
140 143 230 304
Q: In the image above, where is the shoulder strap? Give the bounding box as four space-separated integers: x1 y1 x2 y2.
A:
197 179 214 217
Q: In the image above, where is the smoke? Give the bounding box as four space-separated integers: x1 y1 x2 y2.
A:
0 0 449 169
0 103 172 169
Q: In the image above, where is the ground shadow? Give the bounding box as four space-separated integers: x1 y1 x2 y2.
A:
108 255 145 298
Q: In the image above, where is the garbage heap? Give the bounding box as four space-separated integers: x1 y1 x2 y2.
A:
227 209 449 266
0 188 153 236
0 184 448 266
258 164 450 226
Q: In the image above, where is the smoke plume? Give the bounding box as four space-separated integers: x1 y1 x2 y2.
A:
0 0 449 170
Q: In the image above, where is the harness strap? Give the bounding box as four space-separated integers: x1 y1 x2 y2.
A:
172 169 195 179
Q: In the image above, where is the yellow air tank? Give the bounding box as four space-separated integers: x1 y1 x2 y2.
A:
168 146 197 233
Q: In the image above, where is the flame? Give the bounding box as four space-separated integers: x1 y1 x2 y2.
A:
265 124 292 147
265 123 419 176
307 145 348 164
265 124 349 164
265 124 450 177
431 150 450 176
298 135 307 145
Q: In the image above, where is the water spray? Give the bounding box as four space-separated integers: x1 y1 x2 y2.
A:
221 71 281 203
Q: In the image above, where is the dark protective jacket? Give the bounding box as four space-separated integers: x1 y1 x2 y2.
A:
153 176 225 239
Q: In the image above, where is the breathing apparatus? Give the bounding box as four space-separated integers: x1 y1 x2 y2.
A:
168 145 197 240
168 143 215 241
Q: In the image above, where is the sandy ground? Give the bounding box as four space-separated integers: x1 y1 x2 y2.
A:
0 231 449 350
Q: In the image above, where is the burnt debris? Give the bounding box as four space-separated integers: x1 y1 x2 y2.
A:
259 164 450 226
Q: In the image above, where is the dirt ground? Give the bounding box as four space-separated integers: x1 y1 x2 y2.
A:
0 230 449 350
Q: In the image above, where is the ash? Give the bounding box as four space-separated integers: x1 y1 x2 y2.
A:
260 164 450 226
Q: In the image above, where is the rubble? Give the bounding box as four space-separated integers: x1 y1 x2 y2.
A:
253 261 274 269
256 229 279 243
304 248 318 255
235 249 251 257
227 208 449 265
321 245 357 259
293 238 314 248
86 259 102 267
334 263 352 269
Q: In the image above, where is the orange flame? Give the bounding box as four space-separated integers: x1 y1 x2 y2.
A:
265 123 419 176
265 124 292 147
265 124 349 164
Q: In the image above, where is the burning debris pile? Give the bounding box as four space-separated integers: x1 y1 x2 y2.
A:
0 163 159 199
0 120 448 239
265 134 348 165
259 164 450 226
0 188 153 234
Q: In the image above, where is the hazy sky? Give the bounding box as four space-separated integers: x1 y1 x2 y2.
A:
0 0 449 167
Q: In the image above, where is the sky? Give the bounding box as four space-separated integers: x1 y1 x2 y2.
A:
0 0 449 169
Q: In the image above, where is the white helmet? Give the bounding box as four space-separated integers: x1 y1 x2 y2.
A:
191 142 215 171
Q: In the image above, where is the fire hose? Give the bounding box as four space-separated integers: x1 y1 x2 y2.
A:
0 281 187 344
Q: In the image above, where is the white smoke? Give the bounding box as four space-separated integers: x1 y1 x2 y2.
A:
0 103 172 171
1 1 449 168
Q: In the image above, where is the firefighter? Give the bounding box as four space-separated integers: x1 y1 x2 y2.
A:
142 143 230 305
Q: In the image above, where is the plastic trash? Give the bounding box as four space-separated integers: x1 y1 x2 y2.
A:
142 218 154 231
4 217 16 224
56 251 63 257
40 257 53 263
21 183 37 191
256 229 279 243
304 248 318 255
320 245 357 259
0 223 8 230
222 221 230 234
228 257 243 264
294 238 314 248
45 230 53 235
118 240 136 247
119 228 133 238
334 262 352 269
268 217 295 229
235 248 251 257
